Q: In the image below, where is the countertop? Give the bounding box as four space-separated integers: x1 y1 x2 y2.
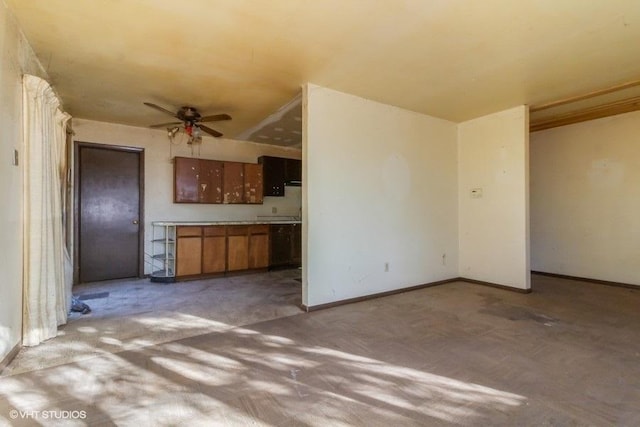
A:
152 219 301 226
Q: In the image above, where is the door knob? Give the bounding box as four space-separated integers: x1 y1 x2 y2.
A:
133 220 139 225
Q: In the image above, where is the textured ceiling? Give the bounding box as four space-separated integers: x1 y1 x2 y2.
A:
5 0 640 140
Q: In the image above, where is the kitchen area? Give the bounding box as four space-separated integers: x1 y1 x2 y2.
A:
150 155 302 283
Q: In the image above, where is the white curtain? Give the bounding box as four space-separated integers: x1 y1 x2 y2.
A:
22 74 71 346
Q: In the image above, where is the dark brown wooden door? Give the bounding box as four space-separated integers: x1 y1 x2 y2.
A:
78 145 143 282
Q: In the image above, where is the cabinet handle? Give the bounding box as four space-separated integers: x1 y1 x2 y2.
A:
133 220 139 225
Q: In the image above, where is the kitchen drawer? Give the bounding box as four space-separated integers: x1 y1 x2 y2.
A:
249 224 269 235
203 226 226 237
177 226 202 237
227 225 250 236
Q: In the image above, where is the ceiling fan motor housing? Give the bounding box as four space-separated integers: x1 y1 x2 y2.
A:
178 107 201 122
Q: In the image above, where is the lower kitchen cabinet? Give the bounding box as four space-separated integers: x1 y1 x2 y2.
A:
202 226 226 274
227 226 250 271
249 225 270 269
269 224 301 268
176 226 203 276
270 224 292 267
292 224 302 265
169 223 298 279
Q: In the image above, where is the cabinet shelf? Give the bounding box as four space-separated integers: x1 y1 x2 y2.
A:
150 223 176 283
151 238 174 243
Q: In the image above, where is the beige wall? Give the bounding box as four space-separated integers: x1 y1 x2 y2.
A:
303 84 459 307
0 2 47 362
530 111 640 286
458 106 530 290
73 119 302 276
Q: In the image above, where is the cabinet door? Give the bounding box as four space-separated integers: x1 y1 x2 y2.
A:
249 226 269 269
285 159 302 184
200 160 223 203
291 224 302 265
259 156 286 197
227 235 249 271
203 236 226 273
244 163 264 204
176 227 202 276
202 226 226 273
223 162 245 204
174 157 200 203
270 225 292 267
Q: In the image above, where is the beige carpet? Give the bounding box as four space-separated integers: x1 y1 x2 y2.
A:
1 272 639 425
3 269 304 376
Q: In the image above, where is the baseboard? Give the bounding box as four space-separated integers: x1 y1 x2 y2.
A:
301 278 459 312
0 342 21 374
531 271 638 290
460 277 532 294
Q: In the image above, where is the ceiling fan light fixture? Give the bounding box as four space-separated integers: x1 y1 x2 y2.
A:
167 126 180 138
144 102 231 139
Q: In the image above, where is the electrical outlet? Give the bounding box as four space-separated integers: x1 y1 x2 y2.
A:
272 207 278 214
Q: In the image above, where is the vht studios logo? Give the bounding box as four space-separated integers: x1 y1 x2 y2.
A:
9 409 87 420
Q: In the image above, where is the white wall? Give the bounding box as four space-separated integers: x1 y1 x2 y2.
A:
530 111 640 286
458 106 530 290
0 1 47 363
303 84 459 307
73 119 302 275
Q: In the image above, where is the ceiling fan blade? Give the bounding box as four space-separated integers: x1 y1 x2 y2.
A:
199 113 232 122
198 125 223 138
150 121 182 128
144 102 178 118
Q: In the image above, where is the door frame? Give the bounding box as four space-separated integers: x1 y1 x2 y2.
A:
73 141 145 284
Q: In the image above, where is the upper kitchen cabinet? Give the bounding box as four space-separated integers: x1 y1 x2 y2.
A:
259 156 301 197
223 161 245 204
200 160 223 203
284 158 301 185
174 157 200 203
244 163 264 204
175 157 223 203
174 157 264 204
259 156 286 197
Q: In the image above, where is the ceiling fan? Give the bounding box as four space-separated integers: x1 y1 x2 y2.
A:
144 102 231 138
